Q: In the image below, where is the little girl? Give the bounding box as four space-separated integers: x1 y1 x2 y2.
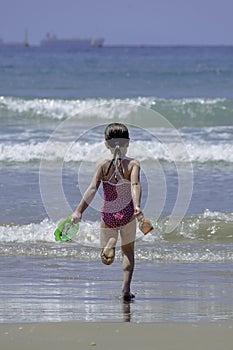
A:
72 123 144 301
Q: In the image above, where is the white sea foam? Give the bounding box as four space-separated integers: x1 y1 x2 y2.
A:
1 139 233 163
0 142 48 162
0 96 155 120
0 211 233 261
183 142 233 163
0 219 55 243
1 96 232 126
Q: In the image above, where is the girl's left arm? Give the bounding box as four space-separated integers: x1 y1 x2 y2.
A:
72 160 104 223
130 160 142 212
131 160 144 221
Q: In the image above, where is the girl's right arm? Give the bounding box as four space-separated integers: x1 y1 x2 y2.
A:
71 159 104 224
130 160 144 220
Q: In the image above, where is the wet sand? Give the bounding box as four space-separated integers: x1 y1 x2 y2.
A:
1 322 233 350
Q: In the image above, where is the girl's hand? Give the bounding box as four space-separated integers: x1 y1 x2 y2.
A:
134 207 144 222
71 211 82 224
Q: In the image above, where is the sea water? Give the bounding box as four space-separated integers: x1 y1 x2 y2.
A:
0 46 233 323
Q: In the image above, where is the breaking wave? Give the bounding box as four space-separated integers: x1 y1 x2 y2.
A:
1 139 233 164
0 210 233 262
1 96 233 127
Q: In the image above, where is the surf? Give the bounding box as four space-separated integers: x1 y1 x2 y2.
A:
0 210 232 262
1 96 233 127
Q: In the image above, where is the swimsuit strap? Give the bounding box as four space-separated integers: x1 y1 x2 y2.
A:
107 157 126 182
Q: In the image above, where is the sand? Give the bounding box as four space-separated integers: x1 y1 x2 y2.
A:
1 322 233 350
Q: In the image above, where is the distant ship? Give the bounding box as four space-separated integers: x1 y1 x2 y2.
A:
40 33 104 49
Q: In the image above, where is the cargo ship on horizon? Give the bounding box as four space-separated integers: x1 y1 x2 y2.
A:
40 33 104 49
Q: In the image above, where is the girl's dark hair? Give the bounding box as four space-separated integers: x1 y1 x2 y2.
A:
105 123 129 146
104 123 130 179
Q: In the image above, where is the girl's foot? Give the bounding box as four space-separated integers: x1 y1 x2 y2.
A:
123 293 135 301
101 247 115 265
101 237 116 265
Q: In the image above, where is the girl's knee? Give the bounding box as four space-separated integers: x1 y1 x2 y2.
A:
122 247 135 272
123 261 134 273
121 242 134 256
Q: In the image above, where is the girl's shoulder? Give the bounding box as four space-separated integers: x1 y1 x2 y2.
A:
96 158 112 167
124 157 140 168
95 158 113 173
123 157 140 178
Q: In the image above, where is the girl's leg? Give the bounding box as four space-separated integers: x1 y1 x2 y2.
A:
120 218 136 300
100 221 118 265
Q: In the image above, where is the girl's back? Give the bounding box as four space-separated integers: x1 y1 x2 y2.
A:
101 157 135 228
101 157 138 183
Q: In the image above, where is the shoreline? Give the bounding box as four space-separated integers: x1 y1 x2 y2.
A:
1 321 233 350
0 258 233 323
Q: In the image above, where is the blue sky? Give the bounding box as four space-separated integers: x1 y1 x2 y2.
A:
0 0 232 45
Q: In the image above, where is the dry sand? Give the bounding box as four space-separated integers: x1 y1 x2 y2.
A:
1 322 233 350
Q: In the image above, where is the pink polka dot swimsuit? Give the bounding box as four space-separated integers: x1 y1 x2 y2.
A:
101 162 134 228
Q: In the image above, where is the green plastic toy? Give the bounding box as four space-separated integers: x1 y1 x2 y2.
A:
54 216 79 242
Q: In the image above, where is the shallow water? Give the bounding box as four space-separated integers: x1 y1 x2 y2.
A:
0 256 232 323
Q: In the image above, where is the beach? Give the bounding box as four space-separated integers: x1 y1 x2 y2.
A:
0 45 233 346
1 322 233 350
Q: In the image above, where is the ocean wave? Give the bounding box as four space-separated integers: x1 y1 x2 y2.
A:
0 210 233 262
0 96 233 127
1 139 233 163
0 96 155 121
152 97 233 127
